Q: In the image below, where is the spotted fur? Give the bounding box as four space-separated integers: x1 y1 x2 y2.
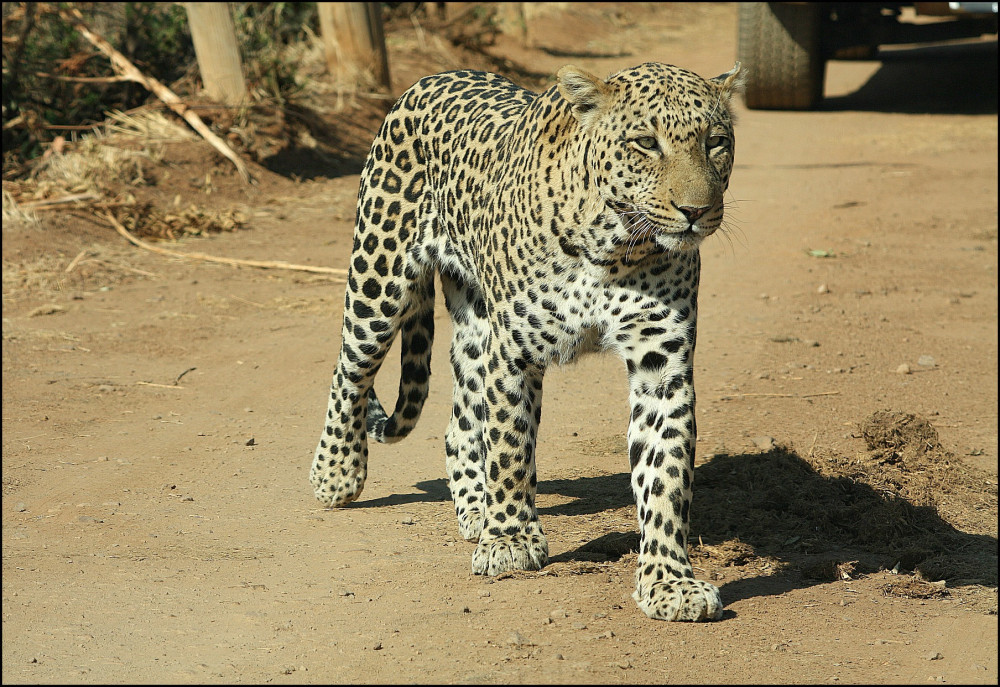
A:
310 62 743 621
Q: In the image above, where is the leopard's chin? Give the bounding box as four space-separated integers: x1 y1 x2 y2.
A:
654 229 705 253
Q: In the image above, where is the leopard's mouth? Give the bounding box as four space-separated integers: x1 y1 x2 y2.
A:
607 201 708 248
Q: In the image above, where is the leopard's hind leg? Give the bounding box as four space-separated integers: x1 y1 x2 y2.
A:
310 139 435 506
441 274 490 539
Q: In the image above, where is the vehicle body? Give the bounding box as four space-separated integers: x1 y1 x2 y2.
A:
738 2 999 109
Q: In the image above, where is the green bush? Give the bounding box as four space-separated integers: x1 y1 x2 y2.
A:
2 3 193 171
1 2 321 175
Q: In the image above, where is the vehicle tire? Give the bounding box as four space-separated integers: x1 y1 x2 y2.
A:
738 2 826 110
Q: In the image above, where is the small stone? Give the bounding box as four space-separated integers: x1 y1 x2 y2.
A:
817 284 829 294
14 502 26 513
895 363 912 375
478 590 491 598
506 631 534 648
549 608 568 619
917 355 936 367
77 515 103 523
181 495 194 502
752 436 776 451
926 652 944 661
401 516 415 525
572 622 588 630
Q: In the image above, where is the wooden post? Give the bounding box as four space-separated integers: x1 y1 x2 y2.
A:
185 2 247 106
496 3 527 44
317 2 390 91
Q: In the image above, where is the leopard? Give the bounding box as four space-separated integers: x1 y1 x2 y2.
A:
309 61 744 622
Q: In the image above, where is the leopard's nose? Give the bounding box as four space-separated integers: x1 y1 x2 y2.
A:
677 205 710 223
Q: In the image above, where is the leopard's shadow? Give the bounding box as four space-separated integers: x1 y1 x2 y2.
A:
551 449 997 602
377 448 997 603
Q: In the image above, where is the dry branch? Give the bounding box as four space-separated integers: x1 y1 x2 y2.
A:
23 192 101 209
34 71 131 84
99 211 348 279
58 7 252 184
720 391 841 400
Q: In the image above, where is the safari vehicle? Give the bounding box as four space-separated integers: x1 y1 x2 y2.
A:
738 2 999 109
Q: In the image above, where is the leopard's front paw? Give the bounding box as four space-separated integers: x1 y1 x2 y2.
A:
471 531 548 575
632 577 723 622
310 452 366 507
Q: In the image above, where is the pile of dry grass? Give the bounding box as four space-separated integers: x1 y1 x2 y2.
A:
1 110 249 242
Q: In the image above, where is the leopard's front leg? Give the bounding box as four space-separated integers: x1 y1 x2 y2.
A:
624 335 722 622
470 338 548 574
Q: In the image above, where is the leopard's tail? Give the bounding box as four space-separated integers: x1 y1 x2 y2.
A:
365 300 435 444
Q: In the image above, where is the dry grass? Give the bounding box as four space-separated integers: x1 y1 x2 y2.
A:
1 189 39 228
5 110 189 207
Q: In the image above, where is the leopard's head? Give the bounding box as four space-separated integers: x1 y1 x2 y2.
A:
558 62 744 255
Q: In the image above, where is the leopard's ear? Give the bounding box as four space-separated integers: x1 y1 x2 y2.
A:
711 62 746 99
557 65 612 127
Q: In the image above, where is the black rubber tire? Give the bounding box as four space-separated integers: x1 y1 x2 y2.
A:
738 2 826 110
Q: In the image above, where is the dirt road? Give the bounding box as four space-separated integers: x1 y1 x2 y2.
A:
3 4 996 684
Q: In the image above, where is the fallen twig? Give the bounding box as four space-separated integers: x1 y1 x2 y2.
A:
65 249 89 273
136 381 186 389
99 211 348 279
23 192 101 210
720 391 841 400
58 7 253 184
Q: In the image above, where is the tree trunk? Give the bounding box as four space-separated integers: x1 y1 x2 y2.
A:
317 2 390 91
185 2 247 107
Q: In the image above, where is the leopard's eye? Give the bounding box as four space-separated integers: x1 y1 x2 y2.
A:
633 136 658 151
707 134 730 150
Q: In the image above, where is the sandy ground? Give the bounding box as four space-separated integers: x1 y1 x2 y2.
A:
2 4 997 684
